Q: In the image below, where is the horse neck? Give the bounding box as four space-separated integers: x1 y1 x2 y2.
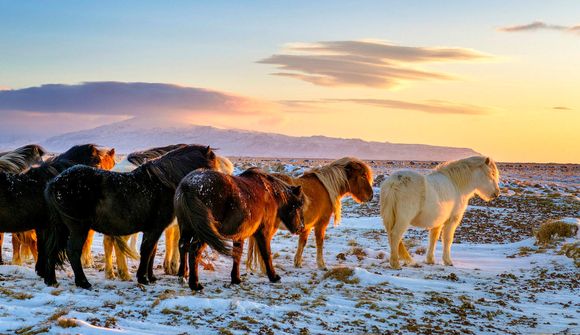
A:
433 168 477 200
133 164 177 191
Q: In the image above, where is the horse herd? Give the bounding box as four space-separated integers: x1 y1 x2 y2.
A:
0 143 500 292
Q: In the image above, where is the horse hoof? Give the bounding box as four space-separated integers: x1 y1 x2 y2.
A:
105 272 116 280
137 277 149 285
269 275 281 283
148 275 158 283
44 279 59 287
76 280 92 290
190 282 204 291
231 278 242 285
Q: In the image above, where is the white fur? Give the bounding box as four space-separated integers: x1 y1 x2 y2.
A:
379 156 500 269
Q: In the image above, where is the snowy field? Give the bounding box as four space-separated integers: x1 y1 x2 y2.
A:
0 160 578 334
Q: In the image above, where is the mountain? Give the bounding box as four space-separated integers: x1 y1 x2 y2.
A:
39 118 479 161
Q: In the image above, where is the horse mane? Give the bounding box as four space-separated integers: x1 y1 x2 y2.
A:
127 144 187 166
217 156 234 175
305 157 368 226
141 144 215 189
34 144 110 178
0 144 46 173
435 156 497 189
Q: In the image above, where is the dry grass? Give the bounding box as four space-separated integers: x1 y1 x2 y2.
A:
559 242 580 267
47 309 68 321
323 267 360 284
0 287 33 300
535 220 578 245
56 318 78 328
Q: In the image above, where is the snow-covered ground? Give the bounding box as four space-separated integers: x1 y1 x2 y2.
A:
0 215 578 335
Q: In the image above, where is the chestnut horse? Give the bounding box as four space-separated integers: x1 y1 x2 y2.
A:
246 157 373 273
380 156 500 269
0 144 115 277
44 145 218 289
175 168 305 291
0 144 46 265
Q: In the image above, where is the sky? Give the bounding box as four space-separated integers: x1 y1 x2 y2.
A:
0 1 579 163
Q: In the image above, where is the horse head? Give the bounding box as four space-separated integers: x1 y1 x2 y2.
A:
344 158 374 203
277 184 306 235
473 156 500 201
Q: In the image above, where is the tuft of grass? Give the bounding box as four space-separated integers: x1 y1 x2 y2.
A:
559 242 580 267
56 318 78 328
348 247 367 261
47 309 68 322
152 289 176 308
322 267 360 284
0 287 33 300
535 220 578 245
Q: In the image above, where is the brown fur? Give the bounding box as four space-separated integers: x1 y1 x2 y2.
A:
247 157 374 272
11 231 38 265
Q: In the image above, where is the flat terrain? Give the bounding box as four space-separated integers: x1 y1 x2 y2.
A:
0 159 578 335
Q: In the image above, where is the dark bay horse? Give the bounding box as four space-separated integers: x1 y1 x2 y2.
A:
0 144 115 273
0 144 47 264
44 145 218 289
174 167 305 291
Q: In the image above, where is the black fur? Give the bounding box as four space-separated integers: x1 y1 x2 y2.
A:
127 144 187 166
43 144 218 289
0 144 114 274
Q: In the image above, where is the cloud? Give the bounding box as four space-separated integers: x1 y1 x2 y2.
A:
0 82 278 140
258 40 492 88
552 106 573 111
498 21 580 35
0 82 261 115
280 98 492 115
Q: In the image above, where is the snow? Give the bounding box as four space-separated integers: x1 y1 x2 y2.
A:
0 215 578 334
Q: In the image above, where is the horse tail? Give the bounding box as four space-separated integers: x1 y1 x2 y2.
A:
44 184 71 268
245 236 267 274
379 177 398 233
111 236 140 260
174 191 231 256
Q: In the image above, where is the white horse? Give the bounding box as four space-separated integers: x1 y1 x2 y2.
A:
379 156 500 269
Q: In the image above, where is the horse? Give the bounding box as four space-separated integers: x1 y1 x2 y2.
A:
43 145 218 289
0 144 115 276
89 144 188 280
0 144 46 264
379 156 500 269
174 167 306 291
163 154 234 275
247 157 374 273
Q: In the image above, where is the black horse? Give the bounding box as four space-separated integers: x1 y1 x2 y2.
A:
0 144 47 264
0 144 115 273
44 144 218 289
175 168 305 291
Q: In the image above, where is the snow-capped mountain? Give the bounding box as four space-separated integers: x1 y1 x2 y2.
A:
35 118 479 160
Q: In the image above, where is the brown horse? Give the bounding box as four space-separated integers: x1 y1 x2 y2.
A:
175 168 305 291
247 157 373 272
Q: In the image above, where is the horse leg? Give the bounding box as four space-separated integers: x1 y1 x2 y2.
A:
29 231 38 262
293 227 312 268
67 228 92 289
442 216 461 266
164 224 179 275
177 229 192 282
188 241 206 291
0 233 3 264
315 220 330 270
426 226 443 265
230 239 244 285
137 230 162 285
35 228 46 278
147 242 158 283
254 230 280 283
388 219 409 270
11 233 22 265
116 236 131 281
398 241 417 266
81 230 94 268
103 235 115 280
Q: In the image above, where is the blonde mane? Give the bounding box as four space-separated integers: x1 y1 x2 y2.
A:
217 156 234 175
435 156 496 190
309 157 368 226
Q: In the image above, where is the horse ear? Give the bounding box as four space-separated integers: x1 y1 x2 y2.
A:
108 148 115 156
485 157 491 165
291 185 302 196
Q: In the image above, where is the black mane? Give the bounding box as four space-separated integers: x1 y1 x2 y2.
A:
127 144 187 166
139 144 216 189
